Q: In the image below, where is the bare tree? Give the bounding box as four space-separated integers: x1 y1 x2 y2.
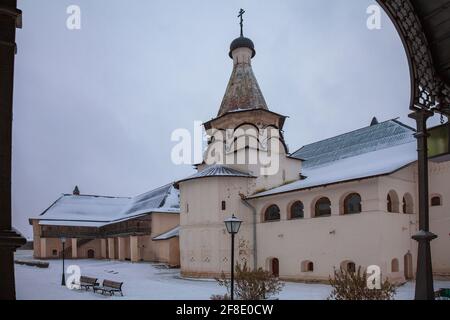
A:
212 262 284 300
328 266 397 300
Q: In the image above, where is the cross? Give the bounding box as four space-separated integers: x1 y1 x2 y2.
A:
238 8 245 37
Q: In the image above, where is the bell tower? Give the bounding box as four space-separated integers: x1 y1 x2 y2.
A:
203 10 290 172
205 10 286 132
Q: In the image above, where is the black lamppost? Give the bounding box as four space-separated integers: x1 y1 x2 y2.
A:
60 237 66 286
224 215 242 300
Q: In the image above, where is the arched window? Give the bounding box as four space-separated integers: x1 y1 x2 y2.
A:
343 193 362 214
289 201 304 219
301 260 314 272
264 205 281 222
391 258 399 272
387 191 400 213
431 195 442 207
314 197 331 217
402 193 414 214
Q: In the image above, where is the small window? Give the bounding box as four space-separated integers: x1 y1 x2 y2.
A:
391 258 399 272
301 260 314 272
186 203 189 213
221 201 226 211
52 249 58 256
315 197 331 217
264 205 281 222
290 201 304 219
343 193 362 214
431 196 442 207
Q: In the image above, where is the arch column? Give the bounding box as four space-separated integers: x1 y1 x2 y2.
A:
130 236 140 262
107 238 115 259
330 203 340 216
40 238 47 258
71 238 77 259
118 237 126 261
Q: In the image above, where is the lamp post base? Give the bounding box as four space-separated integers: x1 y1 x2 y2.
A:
413 230 437 300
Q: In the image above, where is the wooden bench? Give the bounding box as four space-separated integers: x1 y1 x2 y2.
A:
94 279 124 296
78 276 99 291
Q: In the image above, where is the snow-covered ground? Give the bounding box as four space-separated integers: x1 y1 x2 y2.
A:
14 251 450 300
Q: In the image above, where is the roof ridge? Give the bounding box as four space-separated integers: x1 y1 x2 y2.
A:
62 193 131 199
132 182 174 199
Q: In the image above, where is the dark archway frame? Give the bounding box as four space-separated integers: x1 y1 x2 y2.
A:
1 0 449 300
377 0 450 300
0 0 26 301
377 0 450 113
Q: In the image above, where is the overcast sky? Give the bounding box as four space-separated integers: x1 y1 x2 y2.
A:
12 0 443 239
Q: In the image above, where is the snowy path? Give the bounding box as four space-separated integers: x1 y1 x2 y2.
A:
14 251 450 300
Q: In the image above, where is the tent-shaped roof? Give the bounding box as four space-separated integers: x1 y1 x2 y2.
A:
174 164 255 188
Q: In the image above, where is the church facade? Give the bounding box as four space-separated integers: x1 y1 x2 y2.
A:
30 31 450 283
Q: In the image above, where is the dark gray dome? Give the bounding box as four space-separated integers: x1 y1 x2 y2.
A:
229 36 256 58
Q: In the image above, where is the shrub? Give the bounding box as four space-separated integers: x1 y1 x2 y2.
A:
328 266 397 300
212 262 284 300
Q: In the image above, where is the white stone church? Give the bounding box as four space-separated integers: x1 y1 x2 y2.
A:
30 31 450 283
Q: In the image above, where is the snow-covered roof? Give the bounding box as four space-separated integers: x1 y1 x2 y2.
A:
38 220 106 228
290 119 415 169
152 226 180 241
250 120 418 199
36 184 180 227
175 164 256 187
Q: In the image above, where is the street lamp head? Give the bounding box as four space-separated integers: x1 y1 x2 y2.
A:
224 214 242 235
60 237 66 244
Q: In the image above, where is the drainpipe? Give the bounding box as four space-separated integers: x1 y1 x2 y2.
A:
240 193 257 271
